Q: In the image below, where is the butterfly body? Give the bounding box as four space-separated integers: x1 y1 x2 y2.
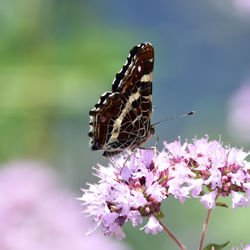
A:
88 42 154 157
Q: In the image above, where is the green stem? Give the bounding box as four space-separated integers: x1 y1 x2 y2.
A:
199 193 219 250
159 220 186 250
199 208 213 250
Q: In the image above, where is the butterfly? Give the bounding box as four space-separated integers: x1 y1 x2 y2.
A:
88 42 155 157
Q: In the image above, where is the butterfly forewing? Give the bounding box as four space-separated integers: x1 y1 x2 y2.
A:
112 43 154 93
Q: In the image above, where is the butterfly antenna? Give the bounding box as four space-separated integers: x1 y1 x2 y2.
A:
152 111 195 126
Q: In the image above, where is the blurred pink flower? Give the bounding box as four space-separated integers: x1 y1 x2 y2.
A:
0 161 129 250
232 240 250 249
227 81 250 143
232 0 250 16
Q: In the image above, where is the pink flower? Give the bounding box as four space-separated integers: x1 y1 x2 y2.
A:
80 136 250 238
203 168 222 189
231 190 249 209
200 190 218 209
140 215 163 235
0 161 128 250
167 162 194 203
227 81 250 143
164 138 188 161
188 179 204 197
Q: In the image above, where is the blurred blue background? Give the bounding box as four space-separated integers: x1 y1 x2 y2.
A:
0 0 250 249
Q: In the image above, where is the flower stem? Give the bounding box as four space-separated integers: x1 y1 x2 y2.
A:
159 220 186 250
199 194 219 250
199 208 212 250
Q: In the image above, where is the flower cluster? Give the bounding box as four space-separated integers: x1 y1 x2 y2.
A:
164 136 250 209
79 136 250 239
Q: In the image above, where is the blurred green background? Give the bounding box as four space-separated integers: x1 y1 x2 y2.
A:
1 0 250 249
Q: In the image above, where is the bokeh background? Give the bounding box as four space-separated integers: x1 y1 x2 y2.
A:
0 0 250 249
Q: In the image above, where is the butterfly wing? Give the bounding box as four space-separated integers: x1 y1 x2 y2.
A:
112 42 154 94
89 42 154 157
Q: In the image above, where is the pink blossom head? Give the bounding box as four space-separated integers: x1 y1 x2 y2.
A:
0 160 129 250
80 136 250 239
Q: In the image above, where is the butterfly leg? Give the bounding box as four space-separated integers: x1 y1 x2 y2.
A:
152 133 160 156
117 151 134 175
153 132 159 147
107 150 134 175
137 132 159 152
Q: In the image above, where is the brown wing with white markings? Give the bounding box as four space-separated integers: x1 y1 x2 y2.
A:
88 42 154 157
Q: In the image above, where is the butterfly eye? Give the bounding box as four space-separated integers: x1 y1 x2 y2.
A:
100 116 107 123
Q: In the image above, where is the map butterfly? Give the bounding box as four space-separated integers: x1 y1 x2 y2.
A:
88 42 154 157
